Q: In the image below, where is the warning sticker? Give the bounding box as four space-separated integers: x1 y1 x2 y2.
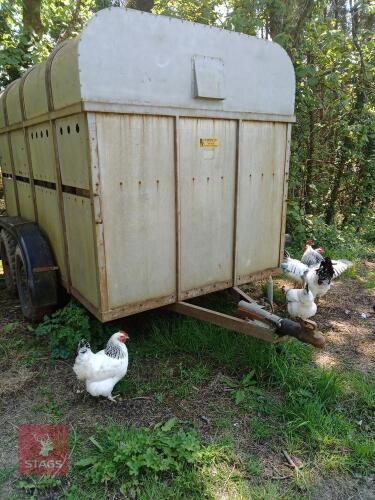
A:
199 138 219 148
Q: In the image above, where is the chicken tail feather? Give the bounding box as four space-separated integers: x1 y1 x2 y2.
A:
77 339 91 355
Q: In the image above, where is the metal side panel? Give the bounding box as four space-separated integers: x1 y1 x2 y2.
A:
34 186 67 282
10 130 29 177
179 118 236 296
28 122 56 183
0 133 12 174
6 79 22 125
50 39 81 111
2 178 18 215
0 92 6 129
96 114 176 309
63 193 99 308
236 122 287 280
16 181 35 220
56 113 90 189
23 62 49 120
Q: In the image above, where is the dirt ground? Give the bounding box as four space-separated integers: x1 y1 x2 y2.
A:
0 261 374 498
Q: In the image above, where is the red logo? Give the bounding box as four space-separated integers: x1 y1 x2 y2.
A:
19 425 68 476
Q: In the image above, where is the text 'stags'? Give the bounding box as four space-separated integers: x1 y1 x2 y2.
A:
19 425 68 476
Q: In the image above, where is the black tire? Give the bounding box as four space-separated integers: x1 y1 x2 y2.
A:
14 245 45 321
0 229 17 296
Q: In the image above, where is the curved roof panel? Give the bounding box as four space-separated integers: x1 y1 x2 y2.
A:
77 8 295 115
1 8 295 122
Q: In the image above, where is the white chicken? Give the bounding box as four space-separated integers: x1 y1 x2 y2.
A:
282 255 352 298
73 331 129 402
283 281 317 320
301 239 324 267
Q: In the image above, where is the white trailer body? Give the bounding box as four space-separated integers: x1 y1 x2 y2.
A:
0 8 295 322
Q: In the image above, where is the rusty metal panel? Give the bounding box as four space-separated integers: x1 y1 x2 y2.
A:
179 118 237 295
23 62 49 119
235 122 287 280
95 114 176 309
2 178 18 215
0 133 12 174
10 130 29 177
63 193 99 307
87 112 108 313
56 113 90 189
6 80 22 125
35 186 67 281
50 39 81 111
28 122 56 182
16 181 35 220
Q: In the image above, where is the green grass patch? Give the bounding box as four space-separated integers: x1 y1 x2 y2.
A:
0 466 15 488
362 271 375 289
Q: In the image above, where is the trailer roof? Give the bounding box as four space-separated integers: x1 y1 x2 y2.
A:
1 8 295 126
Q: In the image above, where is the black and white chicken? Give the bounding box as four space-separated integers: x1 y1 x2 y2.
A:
282 246 352 299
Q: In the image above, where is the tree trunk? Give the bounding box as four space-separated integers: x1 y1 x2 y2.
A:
325 136 349 225
304 109 315 213
129 0 154 12
22 0 43 39
325 166 343 225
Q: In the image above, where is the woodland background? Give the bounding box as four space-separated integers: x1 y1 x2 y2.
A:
1 0 374 256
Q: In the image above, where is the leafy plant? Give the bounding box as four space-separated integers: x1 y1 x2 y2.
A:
17 476 61 498
76 419 201 488
35 300 90 358
223 371 264 405
34 300 107 359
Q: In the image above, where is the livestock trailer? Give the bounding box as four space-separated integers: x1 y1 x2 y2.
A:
0 8 324 347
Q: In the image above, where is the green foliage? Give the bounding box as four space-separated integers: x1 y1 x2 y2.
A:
0 0 96 87
362 271 375 289
223 370 264 405
71 418 242 497
245 455 262 476
2 321 19 333
142 310 375 474
286 212 374 261
35 300 90 358
249 418 272 440
0 466 15 488
17 476 61 498
76 419 202 489
34 299 107 359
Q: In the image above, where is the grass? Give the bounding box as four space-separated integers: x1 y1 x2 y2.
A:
47 306 373 498
2 255 375 499
362 271 375 289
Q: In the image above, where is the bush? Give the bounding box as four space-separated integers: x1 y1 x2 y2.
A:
286 209 374 261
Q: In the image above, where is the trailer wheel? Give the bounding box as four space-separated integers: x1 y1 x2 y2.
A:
0 229 17 296
14 245 47 322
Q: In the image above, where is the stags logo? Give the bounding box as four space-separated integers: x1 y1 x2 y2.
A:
19 425 68 476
